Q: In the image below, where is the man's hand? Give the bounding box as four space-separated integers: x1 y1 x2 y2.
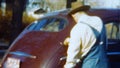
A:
63 37 70 46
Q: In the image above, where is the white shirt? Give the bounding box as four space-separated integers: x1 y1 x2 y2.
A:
64 14 103 68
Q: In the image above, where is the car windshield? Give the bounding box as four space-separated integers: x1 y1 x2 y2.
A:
27 17 68 32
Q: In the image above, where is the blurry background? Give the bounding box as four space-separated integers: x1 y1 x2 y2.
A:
0 0 120 57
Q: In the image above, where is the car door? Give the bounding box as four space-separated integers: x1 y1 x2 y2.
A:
105 22 120 68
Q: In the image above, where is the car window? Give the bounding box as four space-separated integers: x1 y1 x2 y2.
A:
105 22 120 39
27 17 68 32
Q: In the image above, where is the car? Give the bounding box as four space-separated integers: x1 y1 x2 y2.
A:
0 8 120 68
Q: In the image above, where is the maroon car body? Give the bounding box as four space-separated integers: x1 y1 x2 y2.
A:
0 9 120 68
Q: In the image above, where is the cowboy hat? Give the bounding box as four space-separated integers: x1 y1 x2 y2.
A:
68 1 90 15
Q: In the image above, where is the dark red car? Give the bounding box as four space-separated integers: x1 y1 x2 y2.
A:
0 9 120 68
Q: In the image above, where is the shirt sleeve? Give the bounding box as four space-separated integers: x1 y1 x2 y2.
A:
64 24 82 68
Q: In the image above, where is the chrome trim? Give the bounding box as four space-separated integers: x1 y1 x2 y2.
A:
9 51 36 59
107 52 120 55
60 56 66 61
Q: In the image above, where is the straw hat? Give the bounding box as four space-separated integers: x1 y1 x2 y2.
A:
68 1 90 14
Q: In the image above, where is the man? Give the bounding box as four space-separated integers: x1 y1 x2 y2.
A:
64 2 109 68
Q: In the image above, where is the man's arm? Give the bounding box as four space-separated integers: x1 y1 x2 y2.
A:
64 24 82 68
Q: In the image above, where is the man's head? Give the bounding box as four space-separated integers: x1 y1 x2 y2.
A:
68 1 90 15
68 1 90 23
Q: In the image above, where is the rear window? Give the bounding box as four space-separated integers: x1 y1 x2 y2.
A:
105 22 120 39
27 17 68 32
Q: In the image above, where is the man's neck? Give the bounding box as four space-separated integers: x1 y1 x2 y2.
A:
72 12 87 23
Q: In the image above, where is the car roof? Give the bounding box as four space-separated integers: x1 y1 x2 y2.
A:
39 8 120 23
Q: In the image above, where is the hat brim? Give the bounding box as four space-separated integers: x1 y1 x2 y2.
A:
68 5 90 15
